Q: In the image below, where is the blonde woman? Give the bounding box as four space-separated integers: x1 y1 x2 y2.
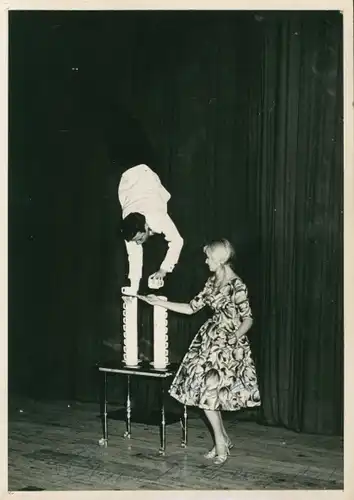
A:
135 239 261 465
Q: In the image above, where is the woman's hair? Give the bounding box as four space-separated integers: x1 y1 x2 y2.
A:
203 239 235 265
121 213 146 241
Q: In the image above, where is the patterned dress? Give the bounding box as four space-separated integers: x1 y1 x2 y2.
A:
169 276 261 411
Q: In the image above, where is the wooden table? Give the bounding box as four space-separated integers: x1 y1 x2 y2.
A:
97 361 188 455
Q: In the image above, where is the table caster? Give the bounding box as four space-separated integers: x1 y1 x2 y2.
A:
158 448 166 456
98 438 107 447
181 442 187 448
123 431 131 439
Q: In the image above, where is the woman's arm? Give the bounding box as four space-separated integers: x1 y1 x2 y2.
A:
134 279 210 315
137 295 194 315
159 300 194 315
232 279 254 339
236 317 253 339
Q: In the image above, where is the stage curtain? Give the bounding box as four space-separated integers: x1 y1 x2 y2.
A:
246 12 343 435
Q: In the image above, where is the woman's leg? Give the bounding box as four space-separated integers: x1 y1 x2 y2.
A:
216 411 231 444
204 409 228 456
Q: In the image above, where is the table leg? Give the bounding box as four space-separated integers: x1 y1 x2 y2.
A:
98 371 108 447
159 380 166 456
180 404 188 448
123 375 131 439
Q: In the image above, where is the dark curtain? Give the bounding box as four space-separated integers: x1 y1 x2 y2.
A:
246 12 343 435
9 11 343 435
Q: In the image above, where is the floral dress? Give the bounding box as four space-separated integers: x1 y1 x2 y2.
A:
169 276 261 411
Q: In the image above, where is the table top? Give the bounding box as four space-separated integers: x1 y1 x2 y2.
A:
97 360 178 378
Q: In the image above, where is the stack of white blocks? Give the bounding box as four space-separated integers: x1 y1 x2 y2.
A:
122 296 169 369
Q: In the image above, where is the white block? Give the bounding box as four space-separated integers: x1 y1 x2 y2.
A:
122 296 139 367
153 297 169 369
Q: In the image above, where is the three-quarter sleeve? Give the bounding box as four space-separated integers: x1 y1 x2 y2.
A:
146 212 183 273
189 280 211 313
157 214 184 273
233 280 253 319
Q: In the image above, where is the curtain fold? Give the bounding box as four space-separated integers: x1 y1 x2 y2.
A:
246 12 343 435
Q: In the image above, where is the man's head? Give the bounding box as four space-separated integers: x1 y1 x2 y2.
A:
121 213 151 245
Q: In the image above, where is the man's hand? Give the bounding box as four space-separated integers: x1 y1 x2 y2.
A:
121 283 139 300
148 269 167 290
151 269 167 280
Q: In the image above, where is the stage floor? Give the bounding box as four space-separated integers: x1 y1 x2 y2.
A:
8 396 343 491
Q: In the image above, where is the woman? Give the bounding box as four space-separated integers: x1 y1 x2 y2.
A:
135 239 261 464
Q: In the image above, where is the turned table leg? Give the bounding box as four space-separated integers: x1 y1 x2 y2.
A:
123 375 132 439
181 404 188 448
98 371 108 447
159 380 166 455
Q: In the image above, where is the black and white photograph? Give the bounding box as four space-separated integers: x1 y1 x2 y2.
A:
5 1 352 494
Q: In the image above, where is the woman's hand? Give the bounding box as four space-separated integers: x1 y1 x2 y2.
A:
137 295 193 315
137 294 163 306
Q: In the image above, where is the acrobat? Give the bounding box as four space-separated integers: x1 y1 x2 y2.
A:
118 163 184 294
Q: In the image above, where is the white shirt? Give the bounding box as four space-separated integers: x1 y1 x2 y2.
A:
118 164 183 285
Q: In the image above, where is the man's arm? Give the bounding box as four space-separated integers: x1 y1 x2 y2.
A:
153 213 184 274
124 240 143 292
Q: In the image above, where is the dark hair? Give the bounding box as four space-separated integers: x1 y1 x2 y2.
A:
121 213 146 241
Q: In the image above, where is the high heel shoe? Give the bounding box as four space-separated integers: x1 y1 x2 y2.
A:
213 445 230 465
204 438 233 459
